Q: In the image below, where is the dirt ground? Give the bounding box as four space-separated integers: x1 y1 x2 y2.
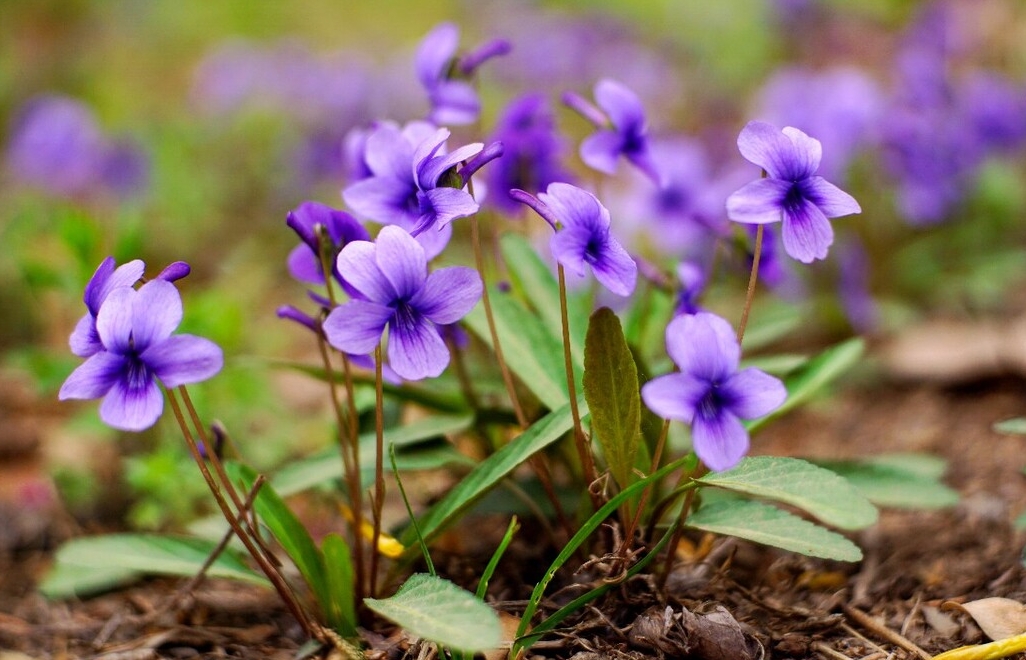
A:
1 369 1025 659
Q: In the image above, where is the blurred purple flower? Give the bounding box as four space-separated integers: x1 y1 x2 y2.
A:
485 94 571 214
322 225 482 380
641 312 786 471
512 182 637 297
415 23 510 126
726 121 861 263
59 279 223 431
286 201 370 291
564 79 660 184
837 237 878 334
674 262 706 316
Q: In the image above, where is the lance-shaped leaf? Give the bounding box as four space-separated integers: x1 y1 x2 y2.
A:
697 456 877 530
583 307 641 489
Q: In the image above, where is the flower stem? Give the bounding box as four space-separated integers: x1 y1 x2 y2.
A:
736 224 764 345
557 265 601 510
369 343 386 599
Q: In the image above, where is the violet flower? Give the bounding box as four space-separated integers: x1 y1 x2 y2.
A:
322 225 482 381
415 22 510 126
563 79 660 184
59 280 223 432
726 121 861 264
512 182 637 297
641 312 786 471
286 201 370 290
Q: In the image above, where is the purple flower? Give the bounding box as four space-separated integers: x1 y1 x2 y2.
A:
641 312 786 471
564 79 660 184
286 201 370 289
512 183 637 297
59 280 223 432
485 94 571 214
415 23 510 126
726 121 861 264
322 226 482 380
342 123 489 253
674 262 706 316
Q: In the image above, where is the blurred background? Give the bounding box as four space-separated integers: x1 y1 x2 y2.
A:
1 0 1024 539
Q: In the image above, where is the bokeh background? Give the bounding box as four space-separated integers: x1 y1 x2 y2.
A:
2 0 1025 534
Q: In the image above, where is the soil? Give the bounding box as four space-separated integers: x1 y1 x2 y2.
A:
2 373 1026 659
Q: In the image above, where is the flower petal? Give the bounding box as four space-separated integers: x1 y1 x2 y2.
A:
412 221 452 261
415 187 479 232
550 224 592 278
100 374 164 432
721 368 787 420
95 286 136 353
69 313 102 357
590 236 637 297
781 199 834 263
641 373 706 422
131 280 183 351
323 300 393 355
144 335 223 388
387 312 449 380
726 178 790 224
538 182 607 231
410 266 482 324
579 130 623 175
418 140 483 189
84 257 145 315
287 244 324 285
416 22 459 89
342 175 416 226
804 177 862 217
664 312 739 381
594 79 645 133
363 124 415 181
781 126 823 177
692 410 749 472
736 120 801 180
336 240 395 303
59 351 126 400
375 226 427 300
429 81 481 126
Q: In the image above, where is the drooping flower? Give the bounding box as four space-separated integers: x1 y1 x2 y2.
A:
512 182 637 297
563 79 660 184
415 22 510 126
285 200 370 291
322 225 482 380
641 312 786 471
726 121 861 263
70 257 191 358
59 279 223 431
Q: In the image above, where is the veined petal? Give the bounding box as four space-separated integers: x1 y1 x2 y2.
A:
721 368 787 420
726 178 790 224
429 81 481 127
781 199 834 263
144 335 224 388
664 312 739 380
412 128 450 188
59 351 126 400
736 121 800 180
336 240 395 303
69 313 102 357
419 187 479 230
550 224 592 278
640 373 706 422
692 410 749 472
594 79 646 133
84 257 145 315
579 130 623 175
538 182 607 231
375 226 427 299
100 375 164 432
342 175 417 226
287 245 324 285
804 177 862 217
131 280 183 351
591 236 637 297
419 140 483 189
416 22 459 89
95 286 135 353
323 300 393 355
410 266 482 324
363 125 415 180
387 311 449 380
782 126 823 178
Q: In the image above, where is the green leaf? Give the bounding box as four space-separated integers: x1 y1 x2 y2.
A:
995 417 1026 435
39 534 269 599
583 307 641 489
272 413 474 496
365 574 501 653
225 463 330 615
404 397 585 545
321 533 358 638
818 456 959 510
749 338 865 432
686 499 863 561
463 285 572 409
697 456 877 530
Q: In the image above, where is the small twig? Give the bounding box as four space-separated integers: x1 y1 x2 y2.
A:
811 640 856 660
843 605 933 660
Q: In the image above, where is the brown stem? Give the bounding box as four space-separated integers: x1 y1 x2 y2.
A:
736 224 764 345
618 419 671 559
369 344 386 598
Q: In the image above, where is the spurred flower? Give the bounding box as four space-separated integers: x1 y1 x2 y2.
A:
641 312 786 471
512 182 637 297
322 225 481 380
726 121 861 263
286 200 370 290
59 279 223 431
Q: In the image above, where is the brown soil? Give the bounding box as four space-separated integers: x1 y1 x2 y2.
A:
2 377 1025 659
